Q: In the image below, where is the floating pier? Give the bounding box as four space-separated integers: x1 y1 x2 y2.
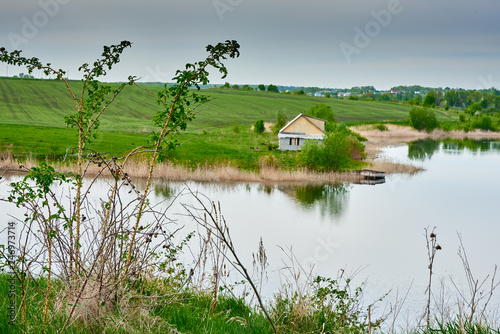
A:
360 169 386 179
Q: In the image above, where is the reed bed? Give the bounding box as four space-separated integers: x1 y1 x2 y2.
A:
353 124 500 145
1 156 420 185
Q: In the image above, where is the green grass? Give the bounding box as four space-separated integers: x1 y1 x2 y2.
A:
0 273 273 333
0 123 149 161
154 291 272 333
163 128 292 170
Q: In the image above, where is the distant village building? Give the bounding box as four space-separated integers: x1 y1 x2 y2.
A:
278 114 326 151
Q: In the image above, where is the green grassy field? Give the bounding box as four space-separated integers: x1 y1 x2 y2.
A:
0 76 454 167
0 76 416 130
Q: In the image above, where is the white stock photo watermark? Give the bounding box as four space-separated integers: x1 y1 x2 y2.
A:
477 74 500 90
211 0 243 21
143 64 170 83
340 0 405 64
302 234 340 269
8 0 71 49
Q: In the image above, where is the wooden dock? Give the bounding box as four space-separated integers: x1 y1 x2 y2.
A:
360 169 386 179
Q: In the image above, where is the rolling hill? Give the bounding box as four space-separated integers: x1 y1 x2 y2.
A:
0 76 416 133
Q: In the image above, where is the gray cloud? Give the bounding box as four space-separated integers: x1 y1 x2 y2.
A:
0 0 499 89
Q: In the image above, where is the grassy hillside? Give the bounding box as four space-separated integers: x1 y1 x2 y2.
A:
0 77 416 132
0 77 455 167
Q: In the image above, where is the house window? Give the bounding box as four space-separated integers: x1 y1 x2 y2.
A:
289 138 300 146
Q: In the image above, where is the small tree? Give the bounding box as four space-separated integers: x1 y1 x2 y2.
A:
254 119 265 134
305 103 336 132
469 102 482 114
409 107 438 132
306 103 335 122
272 110 288 134
267 84 279 93
423 91 436 108
258 84 266 91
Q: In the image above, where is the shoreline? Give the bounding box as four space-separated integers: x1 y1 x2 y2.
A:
2 125 499 184
352 124 500 146
0 155 422 185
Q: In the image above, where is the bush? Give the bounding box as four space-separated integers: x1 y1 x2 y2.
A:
469 102 482 113
472 116 494 131
271 273 383 333
254 119 265 134
409 107 438 132
299 124 365 172
259 154 280 168
372 123 388 131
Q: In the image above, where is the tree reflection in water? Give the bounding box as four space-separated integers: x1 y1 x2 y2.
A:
279 184 350 220
408 139 440 161
408 139 500 161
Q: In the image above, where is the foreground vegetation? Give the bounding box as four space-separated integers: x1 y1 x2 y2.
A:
0 271 382 333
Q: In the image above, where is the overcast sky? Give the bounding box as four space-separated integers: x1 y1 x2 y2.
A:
1 0 499 90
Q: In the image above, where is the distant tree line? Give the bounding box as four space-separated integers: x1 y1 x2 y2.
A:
217 82 280 92
214 83 500 113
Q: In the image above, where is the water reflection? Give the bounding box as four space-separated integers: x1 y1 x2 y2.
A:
154 183 176 199
408 138 500 161
278 184 350 219
441 138 499 153
408 139 440 161
149 180 351 221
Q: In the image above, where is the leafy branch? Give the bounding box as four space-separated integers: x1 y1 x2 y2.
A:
122 40 240 278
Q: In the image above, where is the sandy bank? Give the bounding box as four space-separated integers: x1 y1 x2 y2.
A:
352 124 500 146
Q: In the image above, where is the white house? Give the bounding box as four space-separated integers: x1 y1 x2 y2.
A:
278 114 326 151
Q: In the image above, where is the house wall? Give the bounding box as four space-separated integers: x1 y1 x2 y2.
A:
279 137 301 151
278 137 323 151
284 117 324 135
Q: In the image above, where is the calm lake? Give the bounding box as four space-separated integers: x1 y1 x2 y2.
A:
1 139 500 328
